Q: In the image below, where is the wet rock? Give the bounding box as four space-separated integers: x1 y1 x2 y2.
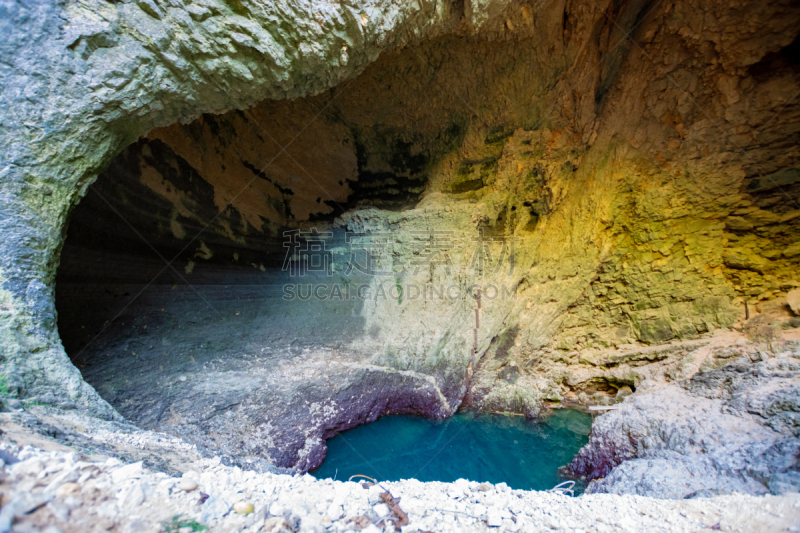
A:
501 362 520 384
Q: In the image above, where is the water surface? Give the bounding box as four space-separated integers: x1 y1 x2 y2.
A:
312 409 591 492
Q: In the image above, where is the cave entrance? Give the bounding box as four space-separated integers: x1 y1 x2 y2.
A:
53 33 549 471
53 39 469 471
54 130 372 428
53 100 414 470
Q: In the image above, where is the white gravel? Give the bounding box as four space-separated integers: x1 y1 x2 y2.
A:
1 442 798 533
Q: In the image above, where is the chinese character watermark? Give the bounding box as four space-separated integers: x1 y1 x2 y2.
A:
281 227 518 279
282 228 333 277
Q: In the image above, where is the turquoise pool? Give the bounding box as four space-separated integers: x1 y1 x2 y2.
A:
312 409 592 493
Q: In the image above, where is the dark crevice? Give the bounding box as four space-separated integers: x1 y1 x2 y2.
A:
749 32 800 82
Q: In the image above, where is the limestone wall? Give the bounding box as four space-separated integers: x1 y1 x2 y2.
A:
1 0 799 418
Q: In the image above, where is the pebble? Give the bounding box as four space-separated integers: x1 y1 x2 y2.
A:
3 441 799 533
233 500 254 514
263 516 288 532
178 479 198 492
367 484 384 504
486 507 503 527
110 462 142 484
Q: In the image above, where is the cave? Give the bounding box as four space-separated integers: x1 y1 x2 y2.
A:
53 37 526 472
3 0 800 530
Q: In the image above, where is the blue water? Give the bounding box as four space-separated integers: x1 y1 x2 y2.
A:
312 410 592 492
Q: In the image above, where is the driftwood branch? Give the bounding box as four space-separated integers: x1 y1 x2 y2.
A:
380 491 409 527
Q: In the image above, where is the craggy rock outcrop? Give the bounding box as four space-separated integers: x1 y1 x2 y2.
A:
569 340 800 498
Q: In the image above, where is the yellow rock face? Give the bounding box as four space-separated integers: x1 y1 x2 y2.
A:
76 2 798 414
6 0 797 421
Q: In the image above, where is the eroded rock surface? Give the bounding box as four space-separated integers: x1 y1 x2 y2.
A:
569 339 800 498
